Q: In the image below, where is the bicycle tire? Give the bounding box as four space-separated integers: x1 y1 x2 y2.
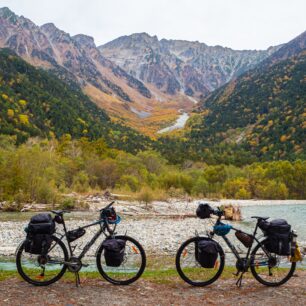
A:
250 238 296 286
96 235 146 285
176 236 225 286
16 235 68 286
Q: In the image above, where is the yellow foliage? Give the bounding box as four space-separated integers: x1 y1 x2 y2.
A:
280 135 287 142
19 114 29 125
1 94 9 100
77 118 87 126
7 109 14 118
18 99 27 106
261 146 268 153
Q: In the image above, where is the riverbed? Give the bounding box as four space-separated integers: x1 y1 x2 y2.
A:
157 112 189 133
0 202 305 261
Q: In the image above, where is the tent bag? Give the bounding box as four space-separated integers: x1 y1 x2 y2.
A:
197 240 219 268
102 239 126 267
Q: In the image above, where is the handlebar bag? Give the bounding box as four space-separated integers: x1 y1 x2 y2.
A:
196 240 219 268
102 239 126 267
196 204 213 219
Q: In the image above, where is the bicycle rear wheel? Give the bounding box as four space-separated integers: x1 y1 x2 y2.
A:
96 235 146 285
16 235 68 286
250 239 296 286
176 237 225 286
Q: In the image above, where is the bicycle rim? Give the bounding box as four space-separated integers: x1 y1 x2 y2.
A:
96 235 146 285
251 240 296 286
16 236 68 286
176 237 225 286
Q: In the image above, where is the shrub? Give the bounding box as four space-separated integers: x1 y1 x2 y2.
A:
59 197 76 210
118 175 140 192
137 187 154 207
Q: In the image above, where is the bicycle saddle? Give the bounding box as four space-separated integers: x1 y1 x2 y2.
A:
251 216 269 220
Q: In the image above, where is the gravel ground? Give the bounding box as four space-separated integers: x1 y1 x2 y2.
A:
0 272 305 305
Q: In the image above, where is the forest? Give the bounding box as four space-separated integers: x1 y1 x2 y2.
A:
0 135 305 211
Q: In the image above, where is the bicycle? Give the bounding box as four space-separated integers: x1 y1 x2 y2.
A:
176 204 297 287
16 201 146 286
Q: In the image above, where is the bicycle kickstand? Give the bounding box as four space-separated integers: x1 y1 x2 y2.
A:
75 271 81 287
236 272 245 288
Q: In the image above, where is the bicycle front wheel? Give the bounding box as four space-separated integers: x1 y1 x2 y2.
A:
16 235 68 286
96 235 146 285
250 239 296 286
176 237 225 286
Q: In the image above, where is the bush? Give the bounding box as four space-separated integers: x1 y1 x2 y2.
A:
118 175 140 192
191 177 209 196
72 171 90 193
137 187 154 207
59 197 76 210
235 188 251 199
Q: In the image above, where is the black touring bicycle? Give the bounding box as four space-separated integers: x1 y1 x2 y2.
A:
16 202 146 286
176 203 301 287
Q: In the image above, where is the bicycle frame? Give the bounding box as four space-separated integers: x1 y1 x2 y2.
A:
53 216 116 261
210 216 267 265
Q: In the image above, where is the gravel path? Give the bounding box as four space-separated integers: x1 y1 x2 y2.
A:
0 272 305 305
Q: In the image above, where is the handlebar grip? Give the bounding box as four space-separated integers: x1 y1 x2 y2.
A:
100 201 115 211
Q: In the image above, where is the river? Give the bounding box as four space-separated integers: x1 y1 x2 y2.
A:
157 112 189 133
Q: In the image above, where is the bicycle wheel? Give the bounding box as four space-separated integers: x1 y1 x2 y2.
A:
250 239 296 286
176 237 225 286
16 235 68 286
96 235 146 285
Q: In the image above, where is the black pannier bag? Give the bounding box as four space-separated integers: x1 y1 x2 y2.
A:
196 204 213 219
28 213 55 235
24 234 52 255
259 219 291 255
67 228 86 242
24 213 55 255
102 239 126 267
196 240 219 268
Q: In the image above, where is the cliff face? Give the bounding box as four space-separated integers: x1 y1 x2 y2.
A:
99 33 279 98
0 7 151 103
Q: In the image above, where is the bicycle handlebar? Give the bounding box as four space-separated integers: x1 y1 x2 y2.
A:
99 201 115 212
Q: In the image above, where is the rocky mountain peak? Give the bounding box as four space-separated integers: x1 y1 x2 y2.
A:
0 7 16 20
40 23 71 43
72 34 96 49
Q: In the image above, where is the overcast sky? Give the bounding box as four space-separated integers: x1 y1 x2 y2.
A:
1 0 305 50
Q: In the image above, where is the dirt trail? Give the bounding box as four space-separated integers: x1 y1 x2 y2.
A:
0 272 305 306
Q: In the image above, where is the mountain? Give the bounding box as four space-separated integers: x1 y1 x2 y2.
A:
0 48 151 152
99 33 278 98
188 31 306 160
0 7 173 134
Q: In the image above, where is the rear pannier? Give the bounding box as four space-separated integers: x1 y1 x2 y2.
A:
24 213 55 255
27 213 55 235
102 239 126 267
259 219 291 255
196 240 219 268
